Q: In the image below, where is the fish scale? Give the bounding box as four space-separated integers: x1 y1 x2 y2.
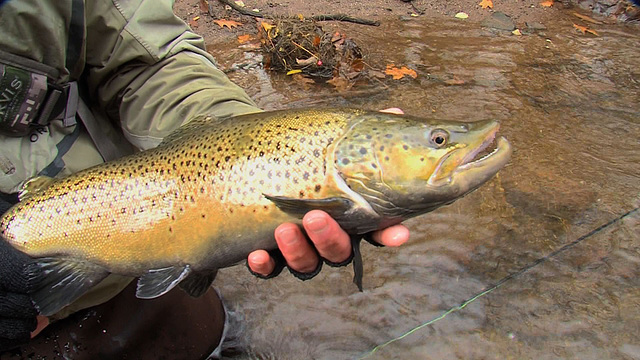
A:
0 108 511 316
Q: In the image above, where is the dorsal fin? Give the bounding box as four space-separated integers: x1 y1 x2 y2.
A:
19 176 56 201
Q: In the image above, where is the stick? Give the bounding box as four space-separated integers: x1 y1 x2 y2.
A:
216 0 380 26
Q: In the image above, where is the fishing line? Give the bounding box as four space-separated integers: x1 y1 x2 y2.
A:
358 206 639 359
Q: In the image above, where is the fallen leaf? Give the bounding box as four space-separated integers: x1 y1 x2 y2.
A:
385 65 418 80
237 34 252 43
327 76 353 91
213 19 243 29
199 0 209 12
573 23 598 36
296 56 318 66
193 16 200 21
479 0 493 9
286 69 302 75
444 76 466 85
189 16 200 28
313 36 321 47
572 12 603 24
540 0 554 7
368 70 386 79
291 74 315 89
234 0 245 7
297 14 305 21
455 12 469 19
512 29 522 36
351 58 364 72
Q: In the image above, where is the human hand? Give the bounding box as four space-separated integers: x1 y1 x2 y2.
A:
247 210 409 278
0 240 44 351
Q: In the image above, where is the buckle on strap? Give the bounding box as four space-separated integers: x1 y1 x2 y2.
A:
36 81 78 128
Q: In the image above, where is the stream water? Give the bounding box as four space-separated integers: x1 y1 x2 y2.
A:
208 12 640 360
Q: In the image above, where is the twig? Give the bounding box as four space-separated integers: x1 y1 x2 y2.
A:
216 0 380 26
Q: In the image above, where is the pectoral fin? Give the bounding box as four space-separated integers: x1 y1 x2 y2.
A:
264 194 354 218
136 265 191 299
19 176 56 201
179 270 218 297
27 258 110 316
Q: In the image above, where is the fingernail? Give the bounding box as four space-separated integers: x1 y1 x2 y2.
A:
278 228 298 246
306 216 328 233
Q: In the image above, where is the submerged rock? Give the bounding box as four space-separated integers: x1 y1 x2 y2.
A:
481 12 516 31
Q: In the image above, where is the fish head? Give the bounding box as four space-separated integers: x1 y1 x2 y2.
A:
334 114 512 220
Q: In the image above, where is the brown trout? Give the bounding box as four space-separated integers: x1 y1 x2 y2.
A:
0 108 511 316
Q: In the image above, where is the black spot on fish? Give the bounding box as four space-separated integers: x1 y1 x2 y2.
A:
403 145 409 151
342 158 350 165
359 147 367 155
315 184 321 192
371 163 377 169
385 134 392 138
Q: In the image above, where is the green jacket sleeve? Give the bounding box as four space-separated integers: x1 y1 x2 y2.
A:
84 0 260 150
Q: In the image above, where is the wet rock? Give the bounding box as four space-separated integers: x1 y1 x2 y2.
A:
481 11 516 31
526 22 547 31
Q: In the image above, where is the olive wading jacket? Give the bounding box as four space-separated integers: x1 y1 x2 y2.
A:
0 0 260 318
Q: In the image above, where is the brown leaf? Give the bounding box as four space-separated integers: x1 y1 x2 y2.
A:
327 76 353 91
189 16 200 28
540 0 554 7
296 56 319 66
385 65 418 80
479 0 493 9
237 34 252 43
313 36 321 47
292 74 315 89
444 76 466 85
213 19 243 29
199 0 209 13
573 23 598 36
351 58 364 72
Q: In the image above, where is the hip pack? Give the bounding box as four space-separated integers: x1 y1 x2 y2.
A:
0 49 78 137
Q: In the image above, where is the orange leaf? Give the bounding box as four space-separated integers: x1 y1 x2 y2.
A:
573 23 598 36
540 0 554 7
213 19 243 29
479 0 493 9
237 34 251 43
385 65 417 80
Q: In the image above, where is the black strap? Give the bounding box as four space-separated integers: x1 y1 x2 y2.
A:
66 0 85 77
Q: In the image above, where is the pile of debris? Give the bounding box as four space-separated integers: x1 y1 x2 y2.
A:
258 19 367 84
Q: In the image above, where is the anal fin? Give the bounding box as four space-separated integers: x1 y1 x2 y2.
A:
136 265 191 299
179 270 218 297
28 258 110 316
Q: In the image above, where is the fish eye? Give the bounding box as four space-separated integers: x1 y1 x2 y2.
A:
430 129 449 147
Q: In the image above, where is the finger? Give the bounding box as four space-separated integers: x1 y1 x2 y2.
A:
379 107 404 115
247 250 276 276
302 210 351 264
275 222 319 273
30 316 49 338
370 224 410 247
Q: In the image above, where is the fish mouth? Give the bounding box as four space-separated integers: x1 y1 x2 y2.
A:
428 122 512 187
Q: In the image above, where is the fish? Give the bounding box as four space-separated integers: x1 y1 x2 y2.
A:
0 108 512 316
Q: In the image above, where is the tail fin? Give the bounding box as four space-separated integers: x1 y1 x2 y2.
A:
28 258 109 316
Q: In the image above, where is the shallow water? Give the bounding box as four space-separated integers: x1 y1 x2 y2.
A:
209 12 640 360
